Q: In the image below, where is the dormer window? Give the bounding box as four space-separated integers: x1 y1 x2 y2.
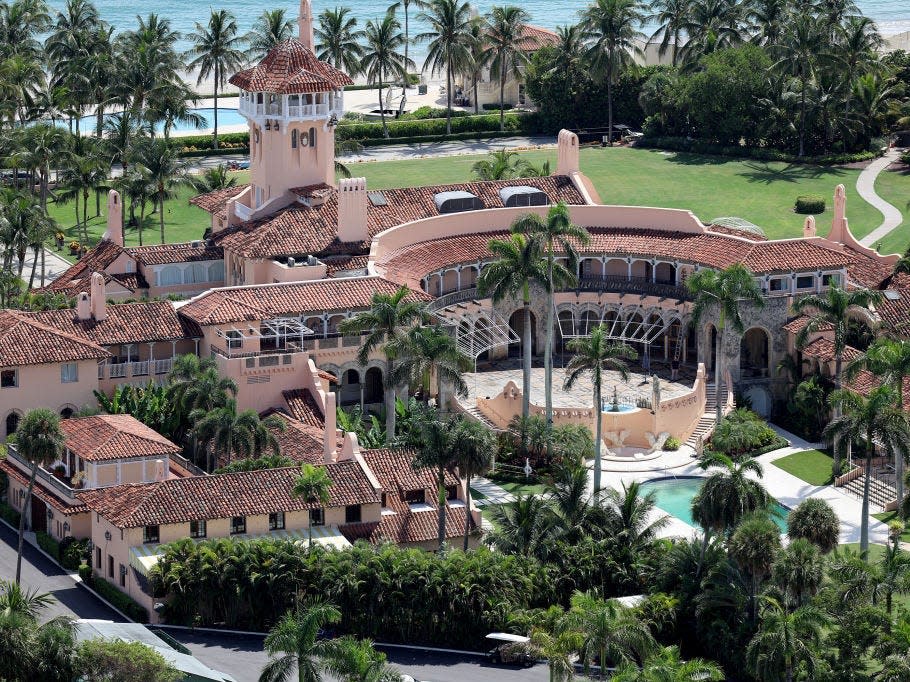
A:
499 186 549 208
404 489 425 504
434 191 482 214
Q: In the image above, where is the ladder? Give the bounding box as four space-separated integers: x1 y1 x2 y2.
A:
672 322 688 363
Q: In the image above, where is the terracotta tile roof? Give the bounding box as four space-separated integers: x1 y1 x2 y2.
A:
361 448 460 500
78 460 379 528
874 275 910 332
190 185 249 214
41 240 129 296
274 417 327 464
324 255 370 276
0 460 89 515
515 24 560 51
843 247 894 289
707 224 768 241
28 301 198 346
291 183 334 201
800 338 861 363
341 504 472 546
228 38 353 94
177 276 430 326
214 176 584 259
782 316 834 334
127 242 223 265
108 272 148 291
0 310 109 366
283 389 324 427
845 372 910 405
59 414 181 462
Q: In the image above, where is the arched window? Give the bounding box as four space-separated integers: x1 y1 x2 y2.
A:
160 266 181 286
208 261 224 282
60 407 74 419
291 129 298 149
5 412 20 436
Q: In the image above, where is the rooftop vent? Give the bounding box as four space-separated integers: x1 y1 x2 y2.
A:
434 190 483 214
191 240 202 248
499 186 549 208
884 289 901 301
367 191 387 206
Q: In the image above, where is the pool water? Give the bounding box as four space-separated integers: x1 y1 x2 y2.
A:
75 108 246 134
640 477 789 532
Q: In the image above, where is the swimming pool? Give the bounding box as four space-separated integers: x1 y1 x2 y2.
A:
640 476 789 532
75 107 246 134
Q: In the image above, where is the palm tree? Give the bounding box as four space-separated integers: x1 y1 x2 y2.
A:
190 163 238 193
338 286 425 442
678 0 744 64
570 591 657 677
192 398 284 469
388 324 471 410
530 619 583 682
772 539 824 609
389 0 424 96
451 418 494 550
687 263 764 425
830 543 910 617
774 13 825 157
793 284 881 474
477 233 550 422
56 142 108 244
729 514 782 621
325 636 401 682
184 10 244 151
293 463 333 549
583 0 645 145
13 409 65 584
602 480 669 549
512 203 588 434
825 386 910 555
746 598 827 682
25 209 57 289
485 493 556 558
787 497 840 553
131 137 189 244
412 416 460 551
836 16 882 138
18 123 69 211
315 7 364 77
471 149 529 180
648 0 690 66
747 0 787 47
259 600 342 682
847 337 910 513
482 6 530 131
360 14 412 139
418 0 475 135
564 326 637 491
612 646 724 682
692 454 770 540
245 9 294 63
463 17 487 113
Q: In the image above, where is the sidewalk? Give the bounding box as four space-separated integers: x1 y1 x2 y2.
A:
470 477 516 507
858 147 904 247
14 247 73 286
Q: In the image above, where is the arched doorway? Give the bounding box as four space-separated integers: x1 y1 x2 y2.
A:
508 310 537 358
744 386 772 416
5 412 20 438
364 367 383 405
339 369 361 406
60 406 75 419
741 328 770 378
705 323 717 372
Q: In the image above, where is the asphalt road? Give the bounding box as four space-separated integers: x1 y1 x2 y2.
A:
163 629 554 682
0 522 125 623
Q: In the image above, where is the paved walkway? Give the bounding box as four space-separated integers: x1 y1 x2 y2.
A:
858 148 904 247
13 247 73 286
470 476 516 507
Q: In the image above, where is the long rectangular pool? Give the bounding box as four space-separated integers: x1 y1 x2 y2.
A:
640 476 789 532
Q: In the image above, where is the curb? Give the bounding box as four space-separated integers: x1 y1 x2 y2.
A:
0 516 134 623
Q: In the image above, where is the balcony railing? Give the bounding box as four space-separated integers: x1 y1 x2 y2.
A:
100 357 176 381
574 276 690 300
238 98 340 121
6 445 79 504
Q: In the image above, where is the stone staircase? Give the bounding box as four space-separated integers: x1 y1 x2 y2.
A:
458 402 502 431
840 474 894 512
685 383 718 449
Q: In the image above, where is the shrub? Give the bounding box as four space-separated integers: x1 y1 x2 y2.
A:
35 531 60 560
60 537 90 570
0 501 20 527
795 194 826 214
92 577 149 623
637 135 880 165
787 498 840 553
710 408 781 456
78 562 93 584
900 150 910 165
663 436 681 451
482 102 514 110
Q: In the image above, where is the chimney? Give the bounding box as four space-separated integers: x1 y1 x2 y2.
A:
803 215 816 238
556 129 579 175
298 0 314 50
337 177 369 243
90 272 107 321
829 184 848 244
103 190 123 247
323 391 337 463
76 292 90 321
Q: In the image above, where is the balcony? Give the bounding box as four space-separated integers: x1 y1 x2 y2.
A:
574 276 690 301
99 357 175 382
6 445 80 504
238 94 343 123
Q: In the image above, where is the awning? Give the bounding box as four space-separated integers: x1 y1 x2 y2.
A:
129 526 351 576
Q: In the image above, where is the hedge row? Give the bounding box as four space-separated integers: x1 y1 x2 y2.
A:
36 531 60 560
0 501 20 527
90 575 150 623
795 194 826 214
357 130 521 147
637 135 881 165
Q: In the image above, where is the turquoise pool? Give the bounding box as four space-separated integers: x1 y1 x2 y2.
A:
640 477 789 532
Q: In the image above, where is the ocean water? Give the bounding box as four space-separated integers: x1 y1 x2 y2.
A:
45 0 910 70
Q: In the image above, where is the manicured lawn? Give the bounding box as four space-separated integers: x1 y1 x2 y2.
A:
770 449 834 486
872 511 910 543
492 480 548 496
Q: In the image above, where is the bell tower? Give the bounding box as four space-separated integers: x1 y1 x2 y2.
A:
228 4 353 213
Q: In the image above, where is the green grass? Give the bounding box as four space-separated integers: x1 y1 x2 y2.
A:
494 480 548 496
771 449 835 486
872 511 910 543
873 167 910 255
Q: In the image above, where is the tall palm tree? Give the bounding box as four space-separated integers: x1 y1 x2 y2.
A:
19 123 69 211
729 513 782 621
825 386 910 555
747 0 787 47
692 452 770 539
338 286 425 442
14 409 65 584
451 418 494 550
512 203 588 434
583 0 645 145
477 233 550 422
648 0 690 66
774 13 825 157
259 600 342 682
56 142 108 244
360 14 412 139
389 0 424 96
836 16 882 139
678 0 744 64
388 324 471 410
25 208 56 289
418 0 475 135
482 6 530 131
293 463 333 549
846 337 910 513
245 9 294 63
131 137 189 244
463 18 488 114
830 543 910 616
687 262 764 425
602 480 669 549
185 10 245 150
793 284 881 474
746 598 827 682
485 493 556 558
772 539 824 609
570 591 657 677
612 646 724 682
191 398 283 469
412 415 460 552
564 326 637 491
315 7 365 77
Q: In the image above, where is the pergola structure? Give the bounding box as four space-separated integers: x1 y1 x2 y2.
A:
216 317 315 352
433 301 519 360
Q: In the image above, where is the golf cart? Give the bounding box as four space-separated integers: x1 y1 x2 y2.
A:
485 632 535 667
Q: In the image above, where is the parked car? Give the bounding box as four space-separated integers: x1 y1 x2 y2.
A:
485 632 534 667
